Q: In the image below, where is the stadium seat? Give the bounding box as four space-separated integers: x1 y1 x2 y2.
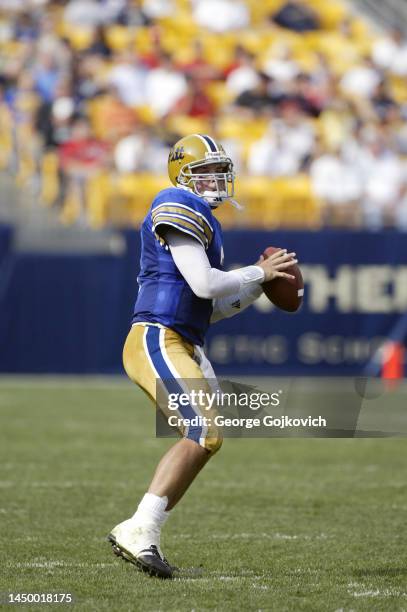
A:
60 23 94 50
134 27 154 55
86 172 111 228
200 33 236 69
167 115 211 137
40 152 60 207
309 0 347 29
391 76 407 104
0 107 13 170
106 26 135 51
115 174 168 225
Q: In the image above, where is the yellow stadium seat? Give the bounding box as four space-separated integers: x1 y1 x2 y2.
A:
166 115 211 137
40 152 60 207
217 116 268 143
213 201 241 228
86 172 111 229
390 76 407 104
205 82 234 111
106 26 134 51
247 0 285 25
266 175 321 228
136 105 157 125
134 27 153 55
0 106 13 170
115 174 169 226
201 33 236 69
231 175 321 229
60 185 82 225
311 0 347 29
60 23 94 50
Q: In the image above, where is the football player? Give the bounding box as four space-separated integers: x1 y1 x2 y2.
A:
108 134 297 578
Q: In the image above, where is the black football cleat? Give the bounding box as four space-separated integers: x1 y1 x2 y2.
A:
108 534 175 579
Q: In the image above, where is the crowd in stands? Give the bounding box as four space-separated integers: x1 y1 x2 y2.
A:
1 0 407 229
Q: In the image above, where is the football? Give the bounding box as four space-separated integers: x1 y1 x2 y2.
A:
262 246 304 312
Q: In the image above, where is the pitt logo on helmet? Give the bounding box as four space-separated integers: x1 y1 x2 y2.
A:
168 134 235 205
168 146 185 162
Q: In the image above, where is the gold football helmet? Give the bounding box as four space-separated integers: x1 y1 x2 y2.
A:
168 134 235 204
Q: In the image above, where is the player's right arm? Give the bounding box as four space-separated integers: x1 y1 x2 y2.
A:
163 229 296 299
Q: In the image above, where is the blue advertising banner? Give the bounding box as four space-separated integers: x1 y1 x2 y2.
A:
0 228 406 375
207 230 407 376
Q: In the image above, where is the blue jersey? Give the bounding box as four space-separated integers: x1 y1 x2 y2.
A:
132 187 223 346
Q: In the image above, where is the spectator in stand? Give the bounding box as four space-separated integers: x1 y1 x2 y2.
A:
340 57 382 100
136 27 165 69
37 14 74 72
142 0 175 20
64 0 127 26
94 85 139 143
225 49 260 96
33 52 61 103
59 115 109 173
173 76 216 118
370 79 398 122
248 101 315 176
84 25 112 59
144 52 188 118
58 114 110 222
13 11 39 41
64 0 106 27
72 53 106 103
310 141 363 226
114 125 168 174
312 52 334 90
274 72 324 117
292 72 325 117
223 44 251 78
270 0 320 32
115 0 151 26
35 79 76 150
360 133 405 229
248 127 302 177
178 40 221 84
192 0 250 32
234 72 279 115
108 51 148 107
263 43 300 84
372 27 407 77
114 126 150 174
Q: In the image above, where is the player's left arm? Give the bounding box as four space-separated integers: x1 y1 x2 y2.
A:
210 254 266 323
210 284 262 323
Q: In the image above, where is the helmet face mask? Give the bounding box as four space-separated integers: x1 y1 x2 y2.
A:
168 134 235 206
179 159 235 204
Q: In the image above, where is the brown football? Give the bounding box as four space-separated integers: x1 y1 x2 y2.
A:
261 246 303 312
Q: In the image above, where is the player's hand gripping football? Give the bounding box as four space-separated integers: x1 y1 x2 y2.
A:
256 249 297 283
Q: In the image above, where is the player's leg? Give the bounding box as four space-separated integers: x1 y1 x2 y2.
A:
108 324 221 577
148 437 209 510
147 338 221 510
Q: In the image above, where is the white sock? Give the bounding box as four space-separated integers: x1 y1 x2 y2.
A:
131 493 170 530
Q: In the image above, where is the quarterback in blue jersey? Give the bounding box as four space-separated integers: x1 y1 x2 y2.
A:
108 134 297 578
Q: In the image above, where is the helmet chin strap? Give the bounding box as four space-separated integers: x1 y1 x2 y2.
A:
229 198 244 211
202 193 245 211
177 185 244 211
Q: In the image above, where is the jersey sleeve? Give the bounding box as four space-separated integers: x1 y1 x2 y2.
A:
151 190 214 249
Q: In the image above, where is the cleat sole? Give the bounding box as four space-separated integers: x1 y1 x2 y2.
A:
107 534 173 579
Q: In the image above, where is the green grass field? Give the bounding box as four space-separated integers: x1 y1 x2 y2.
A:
0 377 406 611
